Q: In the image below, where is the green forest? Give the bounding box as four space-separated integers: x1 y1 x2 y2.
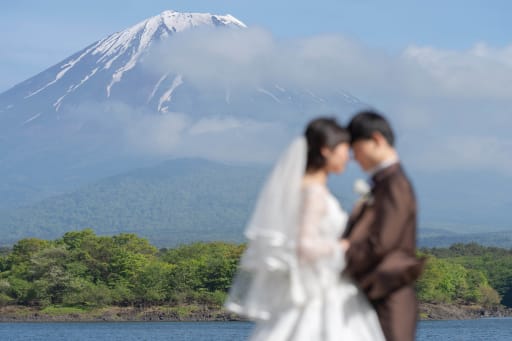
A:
419 243 512 307
0 230 510 317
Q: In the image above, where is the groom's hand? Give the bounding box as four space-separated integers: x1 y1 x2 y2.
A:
340 239 350 252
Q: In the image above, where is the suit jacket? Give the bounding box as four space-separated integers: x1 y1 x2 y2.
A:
343 163 424 301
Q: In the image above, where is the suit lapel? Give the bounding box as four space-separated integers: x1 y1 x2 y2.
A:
344 163 402 238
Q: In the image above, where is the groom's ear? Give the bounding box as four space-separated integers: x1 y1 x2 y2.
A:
372 132 389 147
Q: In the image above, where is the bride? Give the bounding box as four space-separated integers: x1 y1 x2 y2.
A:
225 117 385 340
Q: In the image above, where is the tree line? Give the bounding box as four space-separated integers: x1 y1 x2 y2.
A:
0 229 243 308
0 230 508 310
419 243 512 307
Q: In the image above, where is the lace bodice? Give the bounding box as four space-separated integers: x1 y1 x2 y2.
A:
298 184 348 263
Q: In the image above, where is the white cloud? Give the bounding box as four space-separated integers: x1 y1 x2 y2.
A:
123 112 188 155
403 43 512 99
189 117 243 135
145 27 512 103
71 29 512 174
59 101 290 163
411 136 512 175
178 119 288 163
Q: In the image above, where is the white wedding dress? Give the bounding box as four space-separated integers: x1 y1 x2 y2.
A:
248 184 385 341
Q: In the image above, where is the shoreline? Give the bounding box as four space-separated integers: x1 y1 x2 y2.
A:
419 303 512 320
0 305 239 323
1 304 511 323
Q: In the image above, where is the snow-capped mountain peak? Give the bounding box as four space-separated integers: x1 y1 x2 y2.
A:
93 10 246 68
2 10 247 115
158 10 247 30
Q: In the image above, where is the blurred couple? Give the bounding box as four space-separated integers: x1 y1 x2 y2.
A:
225 110 425 341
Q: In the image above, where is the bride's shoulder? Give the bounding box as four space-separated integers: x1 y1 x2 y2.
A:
300 181 328 193
300 182 330 204
302 182 342 207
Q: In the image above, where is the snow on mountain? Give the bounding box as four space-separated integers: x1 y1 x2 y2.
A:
0 10 246 126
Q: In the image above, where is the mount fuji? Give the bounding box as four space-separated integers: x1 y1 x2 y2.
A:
0 11 246 120
0 10 362 209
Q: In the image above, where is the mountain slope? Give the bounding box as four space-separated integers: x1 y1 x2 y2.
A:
0 159 267 246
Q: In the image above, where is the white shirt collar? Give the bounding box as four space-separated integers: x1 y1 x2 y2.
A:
367 156 399 178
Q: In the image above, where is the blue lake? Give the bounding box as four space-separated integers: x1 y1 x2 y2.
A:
0 319 511 340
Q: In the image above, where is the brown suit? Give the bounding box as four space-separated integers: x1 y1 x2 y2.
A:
343 163 424 341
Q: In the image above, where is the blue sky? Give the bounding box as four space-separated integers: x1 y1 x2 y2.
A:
1 0 511 93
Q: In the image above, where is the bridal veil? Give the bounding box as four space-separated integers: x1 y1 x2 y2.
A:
225 137 307 320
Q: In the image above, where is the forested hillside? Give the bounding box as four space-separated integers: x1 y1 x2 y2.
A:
0 159 266 246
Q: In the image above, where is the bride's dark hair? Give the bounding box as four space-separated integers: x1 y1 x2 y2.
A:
304 117 350 171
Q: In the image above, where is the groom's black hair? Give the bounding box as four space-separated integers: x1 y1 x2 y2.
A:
347 110 395 146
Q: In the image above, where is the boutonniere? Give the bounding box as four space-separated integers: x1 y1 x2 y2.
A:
353 179 374 205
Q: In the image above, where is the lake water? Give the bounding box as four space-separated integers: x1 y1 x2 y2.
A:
0 319 511 340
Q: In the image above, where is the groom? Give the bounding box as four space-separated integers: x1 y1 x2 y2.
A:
341 110 424 341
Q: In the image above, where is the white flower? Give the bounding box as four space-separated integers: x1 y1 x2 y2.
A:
353 179 373 205
353 179 371 197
